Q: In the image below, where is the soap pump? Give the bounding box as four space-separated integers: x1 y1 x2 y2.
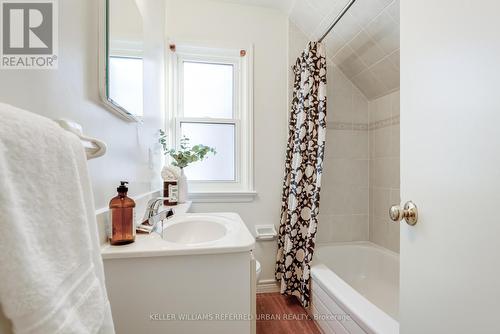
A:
108 181 136 245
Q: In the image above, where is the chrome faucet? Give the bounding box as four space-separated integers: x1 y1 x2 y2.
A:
143 197 170 221
138 197 174 234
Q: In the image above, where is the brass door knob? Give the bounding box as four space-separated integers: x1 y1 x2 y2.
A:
389 201 418 226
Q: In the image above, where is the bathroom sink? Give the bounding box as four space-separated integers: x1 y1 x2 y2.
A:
162 216 228 244
101 213 255 258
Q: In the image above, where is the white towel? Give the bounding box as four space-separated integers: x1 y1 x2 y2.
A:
0 103 115 334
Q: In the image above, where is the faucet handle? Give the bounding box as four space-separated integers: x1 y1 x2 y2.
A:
144 197 172 220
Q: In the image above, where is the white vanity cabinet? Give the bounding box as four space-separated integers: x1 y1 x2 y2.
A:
102 213 256 334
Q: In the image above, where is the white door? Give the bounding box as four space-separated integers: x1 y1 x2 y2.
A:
400 0 500 334
400 1 500 333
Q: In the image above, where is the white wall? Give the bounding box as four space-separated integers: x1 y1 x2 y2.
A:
164 0 289 283
0 0 166 210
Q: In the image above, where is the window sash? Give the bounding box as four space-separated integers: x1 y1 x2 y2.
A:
181 61 235 119
177 54 241 120
176 117 240 184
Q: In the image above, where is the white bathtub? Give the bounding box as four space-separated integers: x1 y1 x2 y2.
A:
310 242 399 334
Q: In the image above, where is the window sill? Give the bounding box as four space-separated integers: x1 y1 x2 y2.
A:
188 191 257 203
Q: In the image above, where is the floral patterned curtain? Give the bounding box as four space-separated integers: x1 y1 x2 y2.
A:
275 42 327 307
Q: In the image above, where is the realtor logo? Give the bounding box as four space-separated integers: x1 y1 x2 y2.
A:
1 0 58 69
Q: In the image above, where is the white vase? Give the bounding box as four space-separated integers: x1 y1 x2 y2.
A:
177 168 188 203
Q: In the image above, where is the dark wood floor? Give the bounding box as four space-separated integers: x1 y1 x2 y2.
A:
256 293 321 334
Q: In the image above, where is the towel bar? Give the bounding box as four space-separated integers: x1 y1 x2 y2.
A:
56 119 107 160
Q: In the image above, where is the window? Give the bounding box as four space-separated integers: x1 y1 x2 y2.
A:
167 44 254 200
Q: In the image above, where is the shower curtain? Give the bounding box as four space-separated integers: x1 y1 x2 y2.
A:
275 42 327 307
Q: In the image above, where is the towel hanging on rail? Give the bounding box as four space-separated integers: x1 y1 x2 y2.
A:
0 103 115 333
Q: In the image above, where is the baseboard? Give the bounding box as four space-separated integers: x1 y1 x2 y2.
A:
257 279 280 293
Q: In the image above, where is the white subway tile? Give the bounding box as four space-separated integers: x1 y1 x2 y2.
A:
351 69 388 99
334 45 368 78
370 57 400 92
365 11 399 55
349 30 386 67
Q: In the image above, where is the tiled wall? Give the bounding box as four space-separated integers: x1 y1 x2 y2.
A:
368 90 400 252
289 21 400 252
317 65 370 243
287 22 367 243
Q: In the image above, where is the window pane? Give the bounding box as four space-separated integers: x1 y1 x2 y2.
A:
183 62 233 118
181 122 235 181
109 56 143 117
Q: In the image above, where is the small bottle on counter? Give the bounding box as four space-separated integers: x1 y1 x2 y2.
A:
108 181 136 245
161 165 178 206
163 179 178 206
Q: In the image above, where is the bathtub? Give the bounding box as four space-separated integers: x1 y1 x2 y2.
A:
310 242 399 334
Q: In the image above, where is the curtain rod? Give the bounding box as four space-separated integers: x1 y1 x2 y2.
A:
318 0 357 43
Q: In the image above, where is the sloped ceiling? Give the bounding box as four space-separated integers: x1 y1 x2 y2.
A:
289 0 400 100
211 0 399 100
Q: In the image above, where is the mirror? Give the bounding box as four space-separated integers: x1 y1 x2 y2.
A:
100 0 144 121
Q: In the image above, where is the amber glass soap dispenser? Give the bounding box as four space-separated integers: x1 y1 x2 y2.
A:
108 181 136 245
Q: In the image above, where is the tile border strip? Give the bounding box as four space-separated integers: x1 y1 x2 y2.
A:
369 115 400 130
327 122 368 131
327 115 399 131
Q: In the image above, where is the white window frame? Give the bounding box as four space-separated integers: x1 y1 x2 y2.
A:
166 43 255 202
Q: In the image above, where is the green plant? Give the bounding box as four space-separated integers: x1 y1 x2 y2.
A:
159 129 216 169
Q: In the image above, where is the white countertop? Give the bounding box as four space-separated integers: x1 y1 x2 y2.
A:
101 207 255 260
